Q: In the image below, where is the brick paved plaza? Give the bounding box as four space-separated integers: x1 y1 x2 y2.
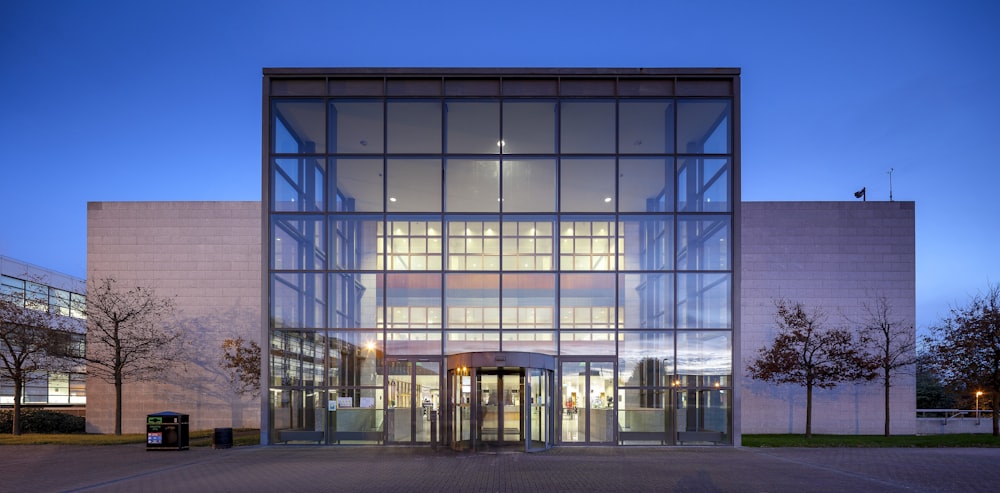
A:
3 445 998 492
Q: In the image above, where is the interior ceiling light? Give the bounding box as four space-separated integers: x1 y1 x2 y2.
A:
389 197 397 202
603 197 613 203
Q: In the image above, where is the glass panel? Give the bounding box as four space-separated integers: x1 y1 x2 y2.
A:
331 216 381 270
560 159 615 212
446 159 499 212
272 216 326 270
329 388 384 444
527 369 549 449
676 99 730 154
479 373 500 442
387 159 441 212
560 100 615 153
330 273 381 329
271 273 325 329
385 216 443 271
619 100 674 154
501 330 556 353
386 330 443 354
677 157 730 212
445 273 499 331
618 331 673 386
50 288 71 316
415 361 440 443
501 216 555 271
445 330 500 353
328 330 383 386
559 218 618 271
676 331 731 384
331 158 383 212
560 273 615 329
273 157 325 212
502 101 556 154
269 330 326 387
620 216 672 271
561 361 585 442
446 217 500 271
618 389 667 444
558 331 616 356
270 388 325 441
446 101 500 154
273 99 326 154
387 360 413 442
676 273 731 329
677 389 729 444
330 100 383 153
620 273 674 329
677 215 730 271
387 101 441 153
588 361 615 443
619 157 674 212
385 273 442 330
502 273 555 329
501 159 556 212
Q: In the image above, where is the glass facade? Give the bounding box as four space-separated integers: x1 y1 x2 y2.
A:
0 273 87 407
264 69 739 447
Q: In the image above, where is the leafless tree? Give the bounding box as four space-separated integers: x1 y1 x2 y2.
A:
0 290 74 435
925 283 1000 436
220 336 261 398
79 278 180 435
856 294 916 436
747 299 872 438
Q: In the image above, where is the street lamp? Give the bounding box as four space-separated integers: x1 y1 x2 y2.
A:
976 391 984 425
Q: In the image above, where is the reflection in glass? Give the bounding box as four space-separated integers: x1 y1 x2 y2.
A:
385 217 442 271
619 158 673 212
502 273 555 328
677 215 730 271
330 272 381 329
677 273 731 329
385 273 442 330
270 330 326 387
677 157 730 212
677 100 730 154
560 100 615 153
501 217 554 271
273 99 326 153
446 159 499 212
502 101 556 154
328 330 384 386
620 273 673 329
388 101 441 153
620 216 672 271
447 217 500 271
387 159 441 212
386 330 443 354
330 100 383 153
502 160 556 212
618 331 672 386
560 159 615 212
445 273 500 328
502 330 556 353
559 273 616 329
331 158 383 212
273 216 326 270
446 101 499 154
559 218 619 271
273 158 325 212
445 330 500 353
331 216 381 270
619 100 674 154
271 273 325 329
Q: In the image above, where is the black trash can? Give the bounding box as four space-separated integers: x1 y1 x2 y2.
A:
146 411 189 451
213 427 233 449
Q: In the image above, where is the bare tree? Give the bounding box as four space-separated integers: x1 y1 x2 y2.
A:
856 294 917 436
220 336 261 398
0 291 73 435
925 283 1000 436
747 299 872 437
80 278 180 435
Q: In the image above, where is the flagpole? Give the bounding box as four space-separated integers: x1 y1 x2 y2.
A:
888 168 894 202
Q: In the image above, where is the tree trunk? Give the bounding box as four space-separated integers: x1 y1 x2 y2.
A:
805 383 813 438
883 369 891 436
12 379 22 436
115 374 123 435
993 394 999 438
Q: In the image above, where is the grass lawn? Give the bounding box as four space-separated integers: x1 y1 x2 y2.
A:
0 428 260 447
742 434 1000 447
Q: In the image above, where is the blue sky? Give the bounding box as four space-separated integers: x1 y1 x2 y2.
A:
1 0 997 334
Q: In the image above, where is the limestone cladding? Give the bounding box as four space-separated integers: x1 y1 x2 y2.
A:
86 201 261 434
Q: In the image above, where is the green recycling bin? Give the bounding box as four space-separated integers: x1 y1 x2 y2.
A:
146 411 189 450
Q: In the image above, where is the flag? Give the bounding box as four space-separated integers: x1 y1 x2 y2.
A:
854 187 865 199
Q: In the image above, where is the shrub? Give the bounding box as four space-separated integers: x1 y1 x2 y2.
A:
0 409 86 434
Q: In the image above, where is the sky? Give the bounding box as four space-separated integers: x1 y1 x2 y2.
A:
1 0 997 335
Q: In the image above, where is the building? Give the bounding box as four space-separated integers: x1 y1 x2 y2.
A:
263 68 739 449
80 68 915 445
0 255 87 410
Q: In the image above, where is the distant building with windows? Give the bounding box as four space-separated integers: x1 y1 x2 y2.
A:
0 255 87 409
82 68 915 445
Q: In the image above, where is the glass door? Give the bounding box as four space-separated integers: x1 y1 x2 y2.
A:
526 368 553 451
386 359 441 444
476 369 523 450
561 360 616 444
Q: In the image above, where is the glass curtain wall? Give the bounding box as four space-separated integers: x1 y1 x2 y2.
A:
266 71 736 446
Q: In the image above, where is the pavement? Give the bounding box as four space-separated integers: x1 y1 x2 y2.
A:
3 444 999 493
